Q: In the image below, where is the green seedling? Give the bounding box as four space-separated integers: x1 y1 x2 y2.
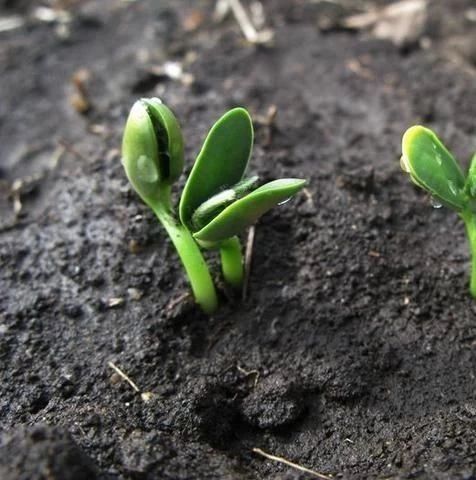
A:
179 107 306 289
122 98 217 314
122 98 306 312
401 125 476 297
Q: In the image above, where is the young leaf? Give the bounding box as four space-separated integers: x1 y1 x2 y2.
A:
193 178 306 243
122 100 161 203
179 108 253 227
465 153 476 199
144 98 184 184
402 125 467 211
191 176 259 231
122 98 184 203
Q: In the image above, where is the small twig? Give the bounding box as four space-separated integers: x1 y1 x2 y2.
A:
252 448 332 480
57 139 89 163
237 364 259 387
254 104 277 127
213 0 230 22
225 0 274 44
249 1 266 29
9 172 46 217
6 145 65 219
106 297 125 308
254 105 278 146
108 361 156 402
166 291 193 312
302 187 314 205
70 68 92 114
108 361 140 392
242 225 255 300
11 180 23 217
50 144 67 170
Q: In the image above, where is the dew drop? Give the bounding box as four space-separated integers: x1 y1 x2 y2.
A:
447 180 458 197
435 153 443 166
400 155 410 173
430 196 442 209
137 155 159 183
278 197 292 206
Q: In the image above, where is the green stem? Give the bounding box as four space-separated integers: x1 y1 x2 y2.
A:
219 236 244 289
150 187 218 314
461 211 476 298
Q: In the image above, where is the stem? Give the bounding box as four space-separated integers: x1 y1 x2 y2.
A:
150 187 218 314
219 236 244 289
461 211 476 298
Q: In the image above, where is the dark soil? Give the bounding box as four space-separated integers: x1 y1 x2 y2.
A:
1 1 476 479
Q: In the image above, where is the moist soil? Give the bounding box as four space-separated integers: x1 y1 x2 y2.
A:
1 1 476 479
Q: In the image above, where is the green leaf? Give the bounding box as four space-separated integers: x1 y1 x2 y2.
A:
122 100 161 203
144 98 184 184
179 108 253 227
191 176 259 231
193 178 307 243
402 125 467 211
465 153 476 198
122 98 184 204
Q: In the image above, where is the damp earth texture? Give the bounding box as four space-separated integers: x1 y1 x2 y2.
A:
1 1 476 479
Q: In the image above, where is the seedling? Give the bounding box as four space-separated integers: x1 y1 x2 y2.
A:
401 125 476 297
122 98 306 312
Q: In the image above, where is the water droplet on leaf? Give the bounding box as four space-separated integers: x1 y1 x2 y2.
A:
137 155 159 183
447 180 459 197
430 196 442 209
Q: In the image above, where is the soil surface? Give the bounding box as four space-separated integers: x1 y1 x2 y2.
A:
1 1 476 479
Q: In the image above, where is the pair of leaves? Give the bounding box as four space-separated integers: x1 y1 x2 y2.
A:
123 99 306 243
401 126 471 212
179 108 306 243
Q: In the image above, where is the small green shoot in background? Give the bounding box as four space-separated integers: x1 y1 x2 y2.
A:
401 125 476 297
122 98 306 313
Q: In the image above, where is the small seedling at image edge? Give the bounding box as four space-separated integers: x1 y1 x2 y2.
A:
401 125 476 297
122 98 306 313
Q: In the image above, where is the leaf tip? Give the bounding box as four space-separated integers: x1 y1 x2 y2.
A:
402 125 429 155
